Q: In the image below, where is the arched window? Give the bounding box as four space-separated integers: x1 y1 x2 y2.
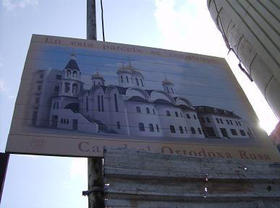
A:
136 78 139 86
191 127 196 134
73 71 77 78
65 82 70 93
175 112 178 117
146 107 150 114
216 118 220 123
240 129 246 136
117 121 121 129
126 76 129 83
140 79 144 87
166 110 171 116
247 128 252 137
54 85 59 93
170 125 176 133
67 70 71 77
98 95 101 112
193 115 197 120
179 126 184 134
198 128 202 134
114 94 119 112
72 83 78 94
186 114 190 119
149 124 154 132
156 124 159 132
120 76 123 83
184 127 188 133
101 95 104 112
136 106 141 113
139 123 145 131
86 96 89 112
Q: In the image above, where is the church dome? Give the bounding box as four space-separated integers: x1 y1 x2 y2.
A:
117 63 134 74
92 72 104 80
162 77 173 85
117 62 143 77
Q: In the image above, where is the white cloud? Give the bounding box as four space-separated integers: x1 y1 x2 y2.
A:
2 0 38 11
69 158 87 179
0 80 6 92
154 0 227 57
0 55 3 68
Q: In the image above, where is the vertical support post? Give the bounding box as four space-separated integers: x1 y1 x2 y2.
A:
0 153 9 203
87 1 104 207
87 0 97 40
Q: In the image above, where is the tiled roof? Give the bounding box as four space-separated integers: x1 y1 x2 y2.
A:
195 106 241 119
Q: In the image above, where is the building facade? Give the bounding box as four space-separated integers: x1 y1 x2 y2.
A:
207 0 280 119
31 54 253 139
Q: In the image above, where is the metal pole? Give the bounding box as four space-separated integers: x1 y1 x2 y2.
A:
100 0 105 42
0 153 9 203
87 0 97 40
87 1 104 207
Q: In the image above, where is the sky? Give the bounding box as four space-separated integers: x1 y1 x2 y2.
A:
0 0 278 207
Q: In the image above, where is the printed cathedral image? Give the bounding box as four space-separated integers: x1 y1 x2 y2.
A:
32 54 252 140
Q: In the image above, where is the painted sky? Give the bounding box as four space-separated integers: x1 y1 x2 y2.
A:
0 0 278 208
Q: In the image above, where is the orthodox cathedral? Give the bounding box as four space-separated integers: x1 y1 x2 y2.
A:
31 54 254 139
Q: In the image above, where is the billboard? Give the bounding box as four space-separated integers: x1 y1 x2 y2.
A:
6 34 280 161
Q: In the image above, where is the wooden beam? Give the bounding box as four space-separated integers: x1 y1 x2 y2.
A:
104 149 280 207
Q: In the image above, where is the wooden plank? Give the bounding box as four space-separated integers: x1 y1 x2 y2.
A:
105 178 280 199
104 150 280 181
104 149 280 207
105 199 280 208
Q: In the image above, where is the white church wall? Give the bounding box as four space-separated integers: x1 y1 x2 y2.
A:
35 69 61 127
51 109 99 133
126 101 163 137
184 111 205 138
156 105 189 138
105 90 128 134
